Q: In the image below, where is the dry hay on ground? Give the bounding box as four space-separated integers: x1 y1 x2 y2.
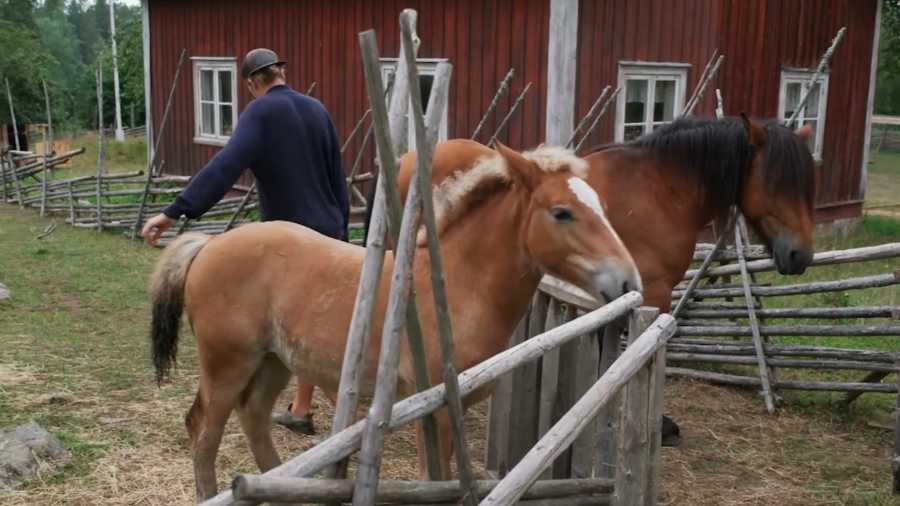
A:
0 376 894 505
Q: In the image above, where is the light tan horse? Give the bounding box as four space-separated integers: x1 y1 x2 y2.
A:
150 140 641 501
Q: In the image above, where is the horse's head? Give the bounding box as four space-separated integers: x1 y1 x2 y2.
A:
495 143 641 303
738 115 816 275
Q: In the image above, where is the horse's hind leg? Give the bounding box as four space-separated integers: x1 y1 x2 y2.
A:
236 353 292 472
187 351 264 502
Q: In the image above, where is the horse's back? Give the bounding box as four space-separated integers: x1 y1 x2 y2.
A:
182 221 366 343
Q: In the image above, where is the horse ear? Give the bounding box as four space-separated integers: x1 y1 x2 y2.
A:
495 142 541 191
795 123 813 140
740 112 768 148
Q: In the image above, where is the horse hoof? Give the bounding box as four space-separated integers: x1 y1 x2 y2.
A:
272 411 316 435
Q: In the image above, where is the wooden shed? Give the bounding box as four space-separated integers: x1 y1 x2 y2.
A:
141 0 882 222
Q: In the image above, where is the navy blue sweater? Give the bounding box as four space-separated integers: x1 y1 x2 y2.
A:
164 85 349 240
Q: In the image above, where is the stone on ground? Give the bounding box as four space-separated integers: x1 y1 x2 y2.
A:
0 422 70 488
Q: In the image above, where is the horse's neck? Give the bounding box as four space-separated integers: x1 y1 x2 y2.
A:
426 189 541 349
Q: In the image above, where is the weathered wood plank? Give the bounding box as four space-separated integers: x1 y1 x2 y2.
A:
481 314 677 506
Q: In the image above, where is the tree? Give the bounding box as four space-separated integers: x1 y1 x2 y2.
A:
875 0 900 115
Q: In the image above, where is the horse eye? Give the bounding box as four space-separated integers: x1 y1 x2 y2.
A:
551 207 574 222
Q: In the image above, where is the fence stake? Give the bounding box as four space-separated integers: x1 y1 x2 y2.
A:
40 80 53 217
567 86 611 148
471 68 515 141
96 67 106 232
682 55 724 117
5 78 20 152
131 48 187 240
573 87 620 152
488 82 532 147
785 27 846 129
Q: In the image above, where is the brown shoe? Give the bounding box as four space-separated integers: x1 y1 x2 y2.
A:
272 404 316 435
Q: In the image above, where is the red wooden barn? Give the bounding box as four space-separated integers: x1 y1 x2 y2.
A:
140 0 882 222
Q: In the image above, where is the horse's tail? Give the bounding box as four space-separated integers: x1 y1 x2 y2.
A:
150 232 211 385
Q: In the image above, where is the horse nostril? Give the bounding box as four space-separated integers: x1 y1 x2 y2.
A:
622 281 629 294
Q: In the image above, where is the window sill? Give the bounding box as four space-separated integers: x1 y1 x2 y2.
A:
193 136 229 147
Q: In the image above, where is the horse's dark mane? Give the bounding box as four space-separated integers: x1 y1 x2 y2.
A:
589 116 815 220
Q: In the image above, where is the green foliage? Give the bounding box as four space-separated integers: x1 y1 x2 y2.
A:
875 0 900 115
0 0 144 134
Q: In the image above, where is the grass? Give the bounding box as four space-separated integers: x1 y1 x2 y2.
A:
867 148 900 214
58 132 149 179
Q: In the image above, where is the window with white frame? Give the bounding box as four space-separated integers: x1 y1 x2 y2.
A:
778 69 828 160
380 58 449 147
192 57 238 146
615 63 688 142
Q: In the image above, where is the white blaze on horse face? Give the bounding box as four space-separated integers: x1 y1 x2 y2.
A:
567 177 609 225
565 176 632 270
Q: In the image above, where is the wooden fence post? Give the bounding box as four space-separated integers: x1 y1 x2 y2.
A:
613 307 660 506
595 319 624 480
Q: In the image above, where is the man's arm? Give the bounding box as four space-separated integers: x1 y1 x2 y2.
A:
163 106 265 220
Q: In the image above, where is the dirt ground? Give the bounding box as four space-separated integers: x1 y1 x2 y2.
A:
3 370 895 506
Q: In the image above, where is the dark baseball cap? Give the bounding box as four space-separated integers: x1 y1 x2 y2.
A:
241 48 287 79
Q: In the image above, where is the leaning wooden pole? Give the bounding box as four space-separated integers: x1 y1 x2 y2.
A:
488 82 532 147
40 80 53 217
403 21 478 505
5 78 20 152
682 54 724 117
96 67 106 232
131 48 187 240
471 68 515 141
305 81 317 96
353 12 446 503
325 25 442 485
223 185 255 232
566 86 611 148
735 214 776 413
785 27 846 128
573 87 620 152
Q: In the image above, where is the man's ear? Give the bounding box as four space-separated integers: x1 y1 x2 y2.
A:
795 123 813 140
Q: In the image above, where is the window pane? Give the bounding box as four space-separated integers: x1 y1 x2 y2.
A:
804 120 818 154
804 83 821 119
201 103 215 135
624 124 645 141
419 74 434 113
220 105 234 136
201 70 214 101
625 79 648 124
653 80 676 122
784 82 801 118
218 70 233 104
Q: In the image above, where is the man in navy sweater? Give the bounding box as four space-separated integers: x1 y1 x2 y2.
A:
141 48 348 434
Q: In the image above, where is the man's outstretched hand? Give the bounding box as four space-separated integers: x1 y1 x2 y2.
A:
141 213 177 246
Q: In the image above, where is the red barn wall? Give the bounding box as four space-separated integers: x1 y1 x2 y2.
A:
149 0 878 217
147 0 550 184
576 0 879 216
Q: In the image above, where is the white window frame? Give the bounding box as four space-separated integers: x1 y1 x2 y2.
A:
778 68 829 160
192 57 239 147
380 58 449 148
615 62 689 142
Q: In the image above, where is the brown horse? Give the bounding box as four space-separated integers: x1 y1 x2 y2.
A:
150 140 640 500
585 115 815 312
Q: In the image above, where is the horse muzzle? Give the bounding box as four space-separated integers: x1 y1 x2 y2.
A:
589 260 643 304
773 236 813 275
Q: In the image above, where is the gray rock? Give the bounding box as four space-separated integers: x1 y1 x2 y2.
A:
0 422 70 488
0 282 9 301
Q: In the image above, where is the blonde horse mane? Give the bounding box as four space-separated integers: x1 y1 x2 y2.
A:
420 145 587 244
